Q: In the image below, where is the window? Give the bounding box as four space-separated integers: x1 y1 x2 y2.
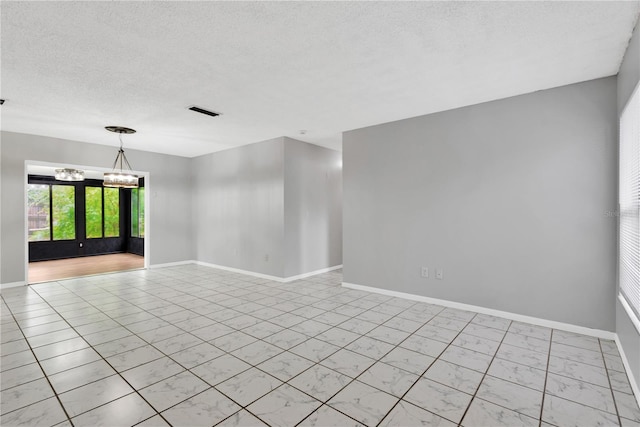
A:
131 187 145 238
619 83 640 323
85 187 103 238
139 187 145 237
52 185 75 240
28 184 50 241
29 180 121 245
85 187 120 239
104 188 120 238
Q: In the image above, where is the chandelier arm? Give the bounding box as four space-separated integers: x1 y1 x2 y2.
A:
111 152 121 171
121 151 134 172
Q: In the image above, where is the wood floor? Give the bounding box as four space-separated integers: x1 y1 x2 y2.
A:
28 253 145 284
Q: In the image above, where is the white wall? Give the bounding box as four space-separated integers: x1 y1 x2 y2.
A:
191 137 285 277
343 76 618 331
0 131 193 284
284 137 342 277
617 19 640 394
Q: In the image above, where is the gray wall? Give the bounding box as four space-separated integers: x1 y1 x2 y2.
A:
2 132 343 283
284 137 342 277
617 20 640 392
191 138 286 277
192 136 343 279
0 131 193 284
343 77 618 331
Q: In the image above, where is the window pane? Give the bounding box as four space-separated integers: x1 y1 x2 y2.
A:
139 187 145 238
131 188 139 237
28 184 50 241
52 185 76 240
104 188 120 237
85 187 103 238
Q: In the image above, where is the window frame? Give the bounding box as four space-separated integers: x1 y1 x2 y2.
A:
50 184 76 241
85 186 104 239
27 176 123 243
619 80 640 333
27 183 51 242
103 187 120 238
131 187 145 238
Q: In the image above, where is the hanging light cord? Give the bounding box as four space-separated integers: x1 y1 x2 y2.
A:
110 133 134 173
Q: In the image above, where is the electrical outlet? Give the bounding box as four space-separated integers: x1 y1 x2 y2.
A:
436 269 444 280
421 267 429 278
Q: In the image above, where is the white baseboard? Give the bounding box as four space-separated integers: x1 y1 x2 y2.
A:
149 260 196 269
342 282 616 340
282 265 343 283
614 333 640 409
189 261 342 283
194 261 287 282
0 281 26 291
619 294 640 335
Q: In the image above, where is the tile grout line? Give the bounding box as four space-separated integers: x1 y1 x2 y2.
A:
204 281 437 425
286 310 435 424
56 271 276 426
29 268 363 426
599 338 623 427
371 311 482 427
4 267 634 427
0 293 77 427
290 303 451 425
453 316 514 427
176 270 375 426
0 280 592 412
32 273 282 426
541 334 627 424
23 285 174 427
9 275 614 425
35 280 225 421
59 272 267 426
185 270 380 425
537 329 554 427
6 282 525 427
127 271 441 425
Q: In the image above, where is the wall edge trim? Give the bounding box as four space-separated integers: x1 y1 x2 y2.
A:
194 261 286 282
149 260 342 283
282 265 343 283
618 294 640 335
149 261 195 269
0 281 27 291
615 333 640 409
342 281 616 340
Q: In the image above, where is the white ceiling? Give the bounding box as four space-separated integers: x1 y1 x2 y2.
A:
2 1 639 158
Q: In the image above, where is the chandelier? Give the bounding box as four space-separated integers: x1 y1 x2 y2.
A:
55 168 84 181
103 126 139 188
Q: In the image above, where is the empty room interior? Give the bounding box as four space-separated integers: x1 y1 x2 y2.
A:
2 2 640 427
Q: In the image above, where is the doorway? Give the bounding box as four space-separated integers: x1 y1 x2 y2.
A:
25 162 149 283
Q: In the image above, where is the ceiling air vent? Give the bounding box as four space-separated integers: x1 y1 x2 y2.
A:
188 106 220 117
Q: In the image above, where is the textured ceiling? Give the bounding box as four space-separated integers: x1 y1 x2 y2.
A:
2 1 639 158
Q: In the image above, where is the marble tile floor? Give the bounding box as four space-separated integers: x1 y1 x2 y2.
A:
1 264 639 427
